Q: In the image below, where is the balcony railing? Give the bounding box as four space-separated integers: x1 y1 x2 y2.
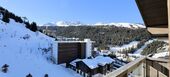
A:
106 56 169 77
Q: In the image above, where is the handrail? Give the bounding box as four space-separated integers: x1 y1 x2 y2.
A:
106 56 146 77
106 56 169 77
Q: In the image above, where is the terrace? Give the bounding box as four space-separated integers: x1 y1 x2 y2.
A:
106 0 170 77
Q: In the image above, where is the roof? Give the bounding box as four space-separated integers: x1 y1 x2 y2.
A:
82 56 114 69
70 56 114 69
136 0 168 28
55 39 95 43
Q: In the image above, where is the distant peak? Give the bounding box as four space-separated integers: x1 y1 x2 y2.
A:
56 21 83 26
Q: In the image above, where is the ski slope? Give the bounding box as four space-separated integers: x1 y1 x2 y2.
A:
0 19 81 77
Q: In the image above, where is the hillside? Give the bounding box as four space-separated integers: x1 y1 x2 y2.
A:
39 26 151 49
0 8 81 77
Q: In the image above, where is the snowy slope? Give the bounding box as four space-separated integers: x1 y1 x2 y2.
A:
0 19 81 77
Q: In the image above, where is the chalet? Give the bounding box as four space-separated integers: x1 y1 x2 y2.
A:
69 56 115 77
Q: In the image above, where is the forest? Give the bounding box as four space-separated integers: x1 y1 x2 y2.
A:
39 26 151 49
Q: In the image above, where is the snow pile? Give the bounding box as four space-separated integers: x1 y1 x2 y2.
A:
0 19 81 77
82 56 114 69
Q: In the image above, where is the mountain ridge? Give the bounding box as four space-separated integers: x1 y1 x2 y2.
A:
43 21 146 29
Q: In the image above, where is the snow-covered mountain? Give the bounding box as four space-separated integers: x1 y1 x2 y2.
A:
110 23 145 28
43 22 56 26
0 19 81 77
43 21 146 29
94 22 145 28
56 21 83 26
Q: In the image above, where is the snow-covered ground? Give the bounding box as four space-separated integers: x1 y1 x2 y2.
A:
110 41 139 52
152 52 169 58
152 42 169 58
131 39 169 58
0 19 81 77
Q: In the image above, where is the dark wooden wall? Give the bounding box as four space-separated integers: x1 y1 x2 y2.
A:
58 43 86 64
77 61 91 73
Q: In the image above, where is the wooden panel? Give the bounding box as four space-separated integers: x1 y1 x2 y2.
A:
146 59 169 77
78 43 86 59
136 0 168 28
58 43 86 64
147 27 169 34
168 0 170 76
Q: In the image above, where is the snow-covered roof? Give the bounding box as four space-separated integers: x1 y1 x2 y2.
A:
82 56 114 69
56 39 95 43
70 59 82 67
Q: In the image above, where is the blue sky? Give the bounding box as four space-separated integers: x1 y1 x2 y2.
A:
0 0 143 25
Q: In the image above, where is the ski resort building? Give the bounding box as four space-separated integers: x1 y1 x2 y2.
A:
53 39 94 64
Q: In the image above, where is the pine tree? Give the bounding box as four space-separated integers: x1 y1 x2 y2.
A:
26 73 32 77
44 74 48 77
30 22 37 32
24 21 30 29
2 10 10 23
1 64 9 73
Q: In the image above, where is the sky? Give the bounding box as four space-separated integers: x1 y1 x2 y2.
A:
0 0 144 25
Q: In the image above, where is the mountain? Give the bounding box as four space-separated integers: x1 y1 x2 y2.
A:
43 22 56 26
43 21 146 29
56 21 83 26
107 23 145 28
39 25 151 48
